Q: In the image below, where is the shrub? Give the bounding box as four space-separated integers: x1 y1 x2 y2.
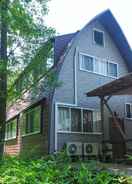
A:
0 152 131 184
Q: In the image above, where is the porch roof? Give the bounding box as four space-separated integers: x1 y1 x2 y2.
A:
86 73 132 97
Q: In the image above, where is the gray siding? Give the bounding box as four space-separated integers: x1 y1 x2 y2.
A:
49 20 131 153
58 133 102 150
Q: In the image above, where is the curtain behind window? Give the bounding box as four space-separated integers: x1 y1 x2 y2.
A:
83 110 93 132
107 62 117 77
58 107 71 131
93 111 101 132
71 109 81 132
94 58 107 75
82 55 94 71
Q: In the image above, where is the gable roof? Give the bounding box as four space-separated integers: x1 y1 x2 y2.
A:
54 32 79 62
85 9 132 71
53 10 132 71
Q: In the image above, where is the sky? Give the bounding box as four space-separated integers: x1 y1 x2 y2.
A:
45 0 132 47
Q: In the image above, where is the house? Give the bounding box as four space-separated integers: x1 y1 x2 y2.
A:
5 9 132 157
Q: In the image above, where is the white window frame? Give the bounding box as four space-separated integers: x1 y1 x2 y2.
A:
55 102 102 151
107 61 118 78
125 103 132 119
80 52 118 79
79 53 94 73
56 103 102 134
93 28 105 47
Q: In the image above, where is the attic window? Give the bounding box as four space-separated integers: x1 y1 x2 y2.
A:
93 29 104 46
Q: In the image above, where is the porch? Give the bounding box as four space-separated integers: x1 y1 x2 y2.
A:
86 73 132 160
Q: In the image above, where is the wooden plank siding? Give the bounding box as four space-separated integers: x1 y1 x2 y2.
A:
4 100 49 156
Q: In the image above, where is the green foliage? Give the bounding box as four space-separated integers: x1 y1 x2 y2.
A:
126 154 132 161
0 153 131 184
8 0 36 37
1 0 56 100
8 40 56 102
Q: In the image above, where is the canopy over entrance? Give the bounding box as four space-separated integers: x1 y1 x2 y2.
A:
86 73 132 97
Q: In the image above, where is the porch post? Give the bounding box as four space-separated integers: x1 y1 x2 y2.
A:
100 96 105 159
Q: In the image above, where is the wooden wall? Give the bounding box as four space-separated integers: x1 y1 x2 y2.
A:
4 101 49 157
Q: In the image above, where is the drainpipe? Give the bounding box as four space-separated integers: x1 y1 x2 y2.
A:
74 47 78 105
100 96 105 160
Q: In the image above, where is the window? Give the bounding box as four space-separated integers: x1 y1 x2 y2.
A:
93 29 104 46
107 62 117 78
58 106 101 133
93 112 101 132
94 58 107 75
126 104 132 119
22 106 41 135
58 107 71 131
5 119 17 140
71 109 81 132
81 55 94 72
80 54 118 78
83 110 93 132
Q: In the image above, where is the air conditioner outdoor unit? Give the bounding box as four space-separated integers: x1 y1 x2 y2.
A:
105 143 113 159
67 142 82 156
84 143 99 156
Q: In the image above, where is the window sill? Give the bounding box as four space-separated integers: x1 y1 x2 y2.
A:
22 131 41 137
57 131 102 135
125 117 132 121
80 68 118 79
5 137 16 141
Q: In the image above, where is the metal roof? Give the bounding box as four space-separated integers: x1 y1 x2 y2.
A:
86 73 132 97
96 10 132 72
53 10 132 71
54 32 79 62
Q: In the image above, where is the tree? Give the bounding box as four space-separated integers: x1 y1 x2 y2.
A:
0 0 55 158
0 0 8 158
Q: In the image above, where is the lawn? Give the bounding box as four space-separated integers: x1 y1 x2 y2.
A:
0 152 132 184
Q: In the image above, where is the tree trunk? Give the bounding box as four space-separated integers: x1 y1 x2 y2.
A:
0 0 8 159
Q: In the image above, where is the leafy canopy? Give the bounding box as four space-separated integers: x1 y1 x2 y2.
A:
0 0 55 101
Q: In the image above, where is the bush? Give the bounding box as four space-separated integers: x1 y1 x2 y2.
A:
0 152 131 183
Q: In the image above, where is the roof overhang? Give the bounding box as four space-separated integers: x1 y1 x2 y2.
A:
97 10 132 72
86 73 132 97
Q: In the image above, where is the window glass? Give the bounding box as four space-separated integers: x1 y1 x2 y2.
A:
81 55 94 71
71 109 81 132
93 111 101 132
58 107 71 131
22 106 41 135
5 119 17 140
58 106 101 133
126 104 131 118
83 110 93 132
94 30 104 46
34 107 41 132
107 62 117 77
22 114 26 135
94 58 107 75
80 54 118 78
